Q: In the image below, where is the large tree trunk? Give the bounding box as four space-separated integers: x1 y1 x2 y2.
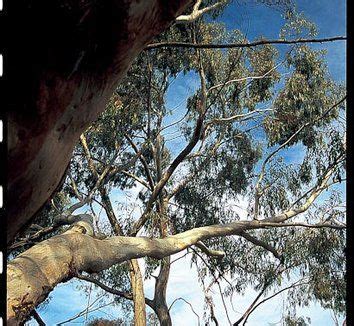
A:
6 0 192 244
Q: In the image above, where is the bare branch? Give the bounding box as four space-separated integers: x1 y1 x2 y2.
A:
76 273 154 308
121 170 151 190
57 297 114 325
169 297 201 325
207 59 284 93
125 133 155 190
30 309 45 326
145 36 346 50
235 280 309 325
207 108 273 126
239 231 282 259
175 0 226 24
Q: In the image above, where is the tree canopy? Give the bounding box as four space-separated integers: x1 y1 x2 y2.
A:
7 1 346 325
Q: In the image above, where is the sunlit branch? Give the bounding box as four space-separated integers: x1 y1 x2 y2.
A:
175 0 226 24
207 108 273 125
254 96 346 220
265 166 342 225
207 60 284 93
8 212 346 323
195 241 226 257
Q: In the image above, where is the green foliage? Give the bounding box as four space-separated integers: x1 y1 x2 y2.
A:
35 2 346 322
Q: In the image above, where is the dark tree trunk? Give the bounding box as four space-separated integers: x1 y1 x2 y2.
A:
6 0 191 243
154 257 172 326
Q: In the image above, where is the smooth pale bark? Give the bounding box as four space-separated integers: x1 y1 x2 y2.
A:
7 220 251 325
7 0 192 243
7 216 343 325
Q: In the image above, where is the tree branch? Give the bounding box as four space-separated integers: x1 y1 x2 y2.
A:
254 96 346 220
124 133 155 190
169 297 201 325
175 0 226 24
145 36 346 50
7 215 344 324
30 309 46 326
195 241 226 258
76 273 154 308
239 231 281 259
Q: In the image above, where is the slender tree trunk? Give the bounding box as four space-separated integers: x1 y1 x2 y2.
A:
154 257 172 326
154 198 172 326
81 133 148 325
101 189 147 325
129 259 147 326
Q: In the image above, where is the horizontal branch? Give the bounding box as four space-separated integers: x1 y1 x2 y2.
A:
7 217 344 324
145 36 346 50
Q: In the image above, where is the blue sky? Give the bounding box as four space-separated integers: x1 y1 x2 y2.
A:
25 1 346 325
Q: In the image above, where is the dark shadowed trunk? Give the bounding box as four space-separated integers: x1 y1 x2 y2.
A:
6 0 192 244
153 257 172 326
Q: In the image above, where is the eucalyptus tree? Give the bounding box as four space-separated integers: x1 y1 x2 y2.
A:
7 1 346 325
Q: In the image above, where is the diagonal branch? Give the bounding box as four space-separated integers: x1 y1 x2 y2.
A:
239 231 281 259
76 273 154 308
30 310 45 326
175 0 226 24
169 297 201 325
195 241 226 258
254 96 346 219
235 279 309 325
124 133 155 190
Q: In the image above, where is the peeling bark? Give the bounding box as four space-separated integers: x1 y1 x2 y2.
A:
6 0 192 243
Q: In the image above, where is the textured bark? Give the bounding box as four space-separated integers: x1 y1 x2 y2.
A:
153 258 172 326
129 260 147 326
6 0 192 243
